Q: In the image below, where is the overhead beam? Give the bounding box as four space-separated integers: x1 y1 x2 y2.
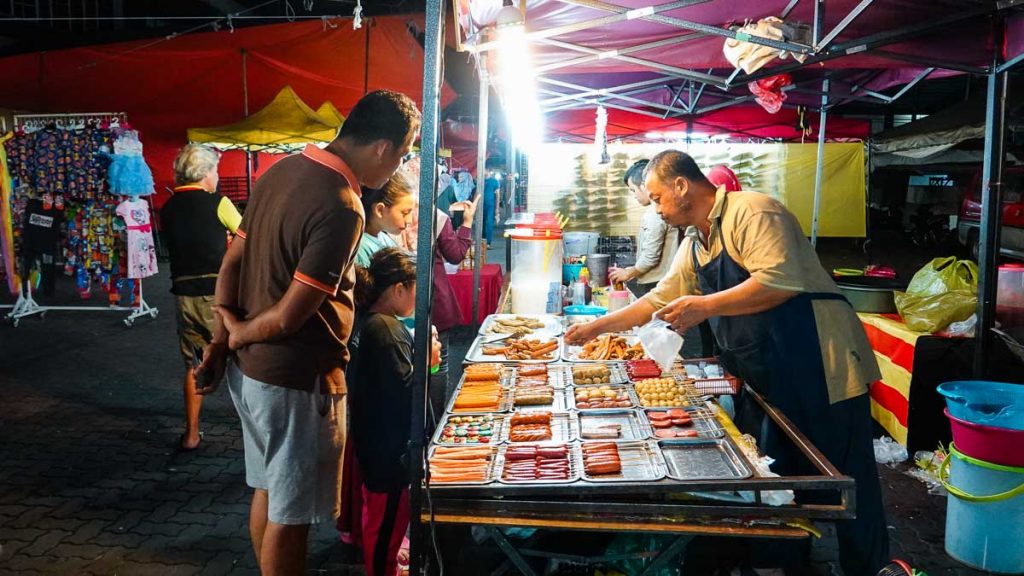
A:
536 37 728 88
815 0 874 51
996 49 1024 73
538 89 676 119
537 74 679 106
872 49 988 74
539 77 691 115
471 0 711 53
780 0 801 19
559 0 813 54
535 33 709 74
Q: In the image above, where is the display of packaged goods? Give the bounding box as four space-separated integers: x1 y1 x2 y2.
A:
577 440 666 483
678 358 742 395
427 445 498 485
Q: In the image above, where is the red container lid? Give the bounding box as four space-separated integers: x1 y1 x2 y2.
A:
509 228 562 240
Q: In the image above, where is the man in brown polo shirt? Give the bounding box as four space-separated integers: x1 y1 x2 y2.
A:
196 90 420 575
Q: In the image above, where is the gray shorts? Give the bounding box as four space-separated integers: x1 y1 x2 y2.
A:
227 361 346 525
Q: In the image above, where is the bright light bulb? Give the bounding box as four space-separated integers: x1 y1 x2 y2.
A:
495 24 544 152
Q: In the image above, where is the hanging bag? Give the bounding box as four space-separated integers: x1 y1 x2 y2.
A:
894 257 978 333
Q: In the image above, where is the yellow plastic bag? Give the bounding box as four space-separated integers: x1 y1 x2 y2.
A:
894 257 978 333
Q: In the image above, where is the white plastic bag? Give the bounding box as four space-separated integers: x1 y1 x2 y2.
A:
638 318 683 372
873 436 908 466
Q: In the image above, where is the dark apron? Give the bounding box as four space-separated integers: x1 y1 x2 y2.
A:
691 215 888 576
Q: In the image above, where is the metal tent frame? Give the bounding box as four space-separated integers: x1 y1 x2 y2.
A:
408 1 1024 573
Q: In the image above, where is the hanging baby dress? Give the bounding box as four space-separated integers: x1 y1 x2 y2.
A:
116 198 158 279
108 130 154 196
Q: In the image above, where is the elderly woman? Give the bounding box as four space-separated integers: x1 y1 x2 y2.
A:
159 144 242 450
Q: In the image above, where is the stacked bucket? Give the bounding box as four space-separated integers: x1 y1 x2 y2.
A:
937 381 1024 574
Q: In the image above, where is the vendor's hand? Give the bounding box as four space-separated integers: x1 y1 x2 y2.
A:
460 197 478 226
655 295 712 334
608 266 637 284
565 322 601 346
217 307 247 351
194 342 228 395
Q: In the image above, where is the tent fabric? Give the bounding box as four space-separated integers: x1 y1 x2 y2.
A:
316 102 346 127
0 16 456 208
188 86 339 152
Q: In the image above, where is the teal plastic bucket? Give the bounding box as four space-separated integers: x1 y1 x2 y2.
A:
940 444 1024 574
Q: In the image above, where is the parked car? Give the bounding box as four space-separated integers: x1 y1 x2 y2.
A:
958 166 1024 260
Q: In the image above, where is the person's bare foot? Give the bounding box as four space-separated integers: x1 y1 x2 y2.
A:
179 431 202 451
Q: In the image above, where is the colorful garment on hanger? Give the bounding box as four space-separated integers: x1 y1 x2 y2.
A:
0 132 19 294
116 198 158 279
108 130 154 196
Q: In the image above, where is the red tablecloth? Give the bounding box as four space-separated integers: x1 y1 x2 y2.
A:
447 264 504 326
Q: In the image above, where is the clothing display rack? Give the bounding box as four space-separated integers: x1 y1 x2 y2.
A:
2 111 158 328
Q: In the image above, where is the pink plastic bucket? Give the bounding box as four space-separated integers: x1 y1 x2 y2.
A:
946 408 1024 467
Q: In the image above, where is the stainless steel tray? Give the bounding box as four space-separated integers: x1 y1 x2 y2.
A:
632 375 706 409
568 363 629 385
571 384 639 411
511 364 570 388
577 440 667 483
511 386 574 412
465 335 561 364
479 314 563 337
426 445 499 486
576 409 651 441
501 411 577 443
431 413 505 446
561 334 646 363
643 407 725 440
496 442 580 485
446 381 513 414
658 439 752 481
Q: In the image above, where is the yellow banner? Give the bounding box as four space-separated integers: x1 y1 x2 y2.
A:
526 142 866 237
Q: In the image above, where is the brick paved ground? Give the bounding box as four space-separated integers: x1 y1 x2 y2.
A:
0 266 990 575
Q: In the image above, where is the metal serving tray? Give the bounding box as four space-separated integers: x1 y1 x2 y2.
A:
643 407 725 440
576 409 652 441
465 335 561 364
431 413 505 446
511 386 574 412
658 439 752 481
571 384 640 411
500 411 577 444
446 381 513 414
479 314 563 337
568 363 629 386
576 440 667 483
561 335 646 363
632 375 707 409
510 364 570 388
496 442 580 485
426 445 499 486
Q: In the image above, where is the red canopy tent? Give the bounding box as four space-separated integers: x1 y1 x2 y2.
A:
0 15 456 207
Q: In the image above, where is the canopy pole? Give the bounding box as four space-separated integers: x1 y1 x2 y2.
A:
410 0 444 573
974 71 1008 378
241 48 252 197
811 78 829 248
472 56 489 329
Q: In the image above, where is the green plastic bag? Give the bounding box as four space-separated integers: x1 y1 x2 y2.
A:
894 257 978 333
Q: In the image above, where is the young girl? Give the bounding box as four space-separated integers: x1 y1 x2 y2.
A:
356 170 416 268
344 247 421 576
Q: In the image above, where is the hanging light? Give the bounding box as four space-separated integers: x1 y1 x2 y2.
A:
594 106 610 165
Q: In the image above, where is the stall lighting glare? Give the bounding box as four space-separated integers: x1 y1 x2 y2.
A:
645 131 713 141
495 22 544 152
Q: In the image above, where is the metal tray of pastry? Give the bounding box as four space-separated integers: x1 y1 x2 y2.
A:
643 407 725 440
561 334 645 363
576 409 652 441
568 363 629 386
431 413 505 446
576 440 667 483
465 335 561 364
511 364 570 388
511 386 574 412
495 442 580 485
657 439 752 481
426 444 499 486
501 411 577 443
446 381 513 414
479 314 563 337
571 384 640 411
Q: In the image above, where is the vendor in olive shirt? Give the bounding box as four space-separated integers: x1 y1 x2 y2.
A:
196 90 421 575
566 150 887 575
